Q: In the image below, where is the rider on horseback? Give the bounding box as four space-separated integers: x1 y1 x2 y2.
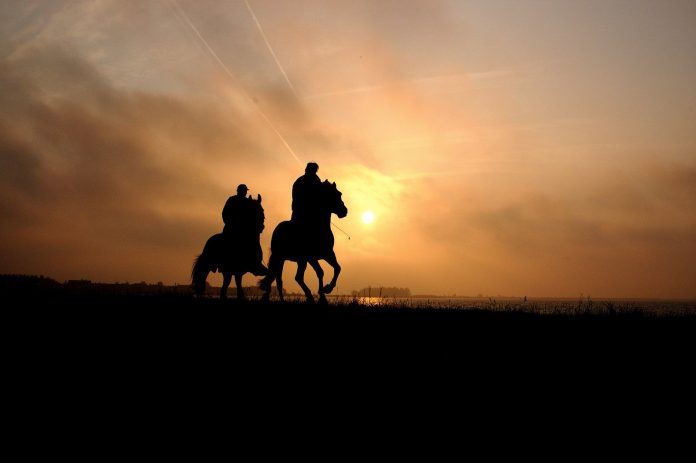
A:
259 166 348 303
222 184 268 276
291 162 323 239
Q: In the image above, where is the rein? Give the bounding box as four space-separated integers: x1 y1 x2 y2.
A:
331 221 351 240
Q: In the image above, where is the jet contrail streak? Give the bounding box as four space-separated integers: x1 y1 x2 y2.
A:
169 0 302 165
244 0 297 96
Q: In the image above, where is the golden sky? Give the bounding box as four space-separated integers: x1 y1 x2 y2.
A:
1 0 695 297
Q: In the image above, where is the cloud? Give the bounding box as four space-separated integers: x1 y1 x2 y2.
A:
361 160 696 297
424 164 696 254
0 45 303 282
1 1 695 297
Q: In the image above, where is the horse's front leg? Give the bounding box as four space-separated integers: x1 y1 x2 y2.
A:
322 252 341 295
220 272 232 300
295 260 313 303
309 260 326 304
234 273 245 300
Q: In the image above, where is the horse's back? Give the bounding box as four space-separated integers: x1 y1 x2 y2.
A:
270 220 336 261
270 221 295 253
204 233 224 254
203 233 251 273
271 220 293 240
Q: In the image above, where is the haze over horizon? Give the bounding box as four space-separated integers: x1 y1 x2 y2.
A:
1 0 695 298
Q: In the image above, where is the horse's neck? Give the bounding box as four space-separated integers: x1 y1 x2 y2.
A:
317 210 333 229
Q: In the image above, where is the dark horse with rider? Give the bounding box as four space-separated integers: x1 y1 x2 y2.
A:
192 162 348 303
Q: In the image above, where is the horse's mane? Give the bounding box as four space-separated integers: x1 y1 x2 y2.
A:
322 179 339 190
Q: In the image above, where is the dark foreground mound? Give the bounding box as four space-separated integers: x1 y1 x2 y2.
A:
5 293 695 432
8 293 695 361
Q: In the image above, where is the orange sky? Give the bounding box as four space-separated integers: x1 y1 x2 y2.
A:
1 0 695 297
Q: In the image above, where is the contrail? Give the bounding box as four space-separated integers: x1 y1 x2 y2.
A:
244 0 297 96
168 0 302 165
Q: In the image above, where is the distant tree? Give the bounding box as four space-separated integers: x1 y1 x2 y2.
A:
351 287 411 298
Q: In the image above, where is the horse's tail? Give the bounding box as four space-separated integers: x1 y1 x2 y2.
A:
192 235 221 297
191 253 210 297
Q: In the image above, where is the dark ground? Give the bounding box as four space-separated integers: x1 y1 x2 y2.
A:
8 292 695 362
5 291 695 443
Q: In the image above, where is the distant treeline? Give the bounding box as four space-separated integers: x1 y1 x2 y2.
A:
0 274 62 292
0 274 191 296
351 287 411 298
0 274 287 297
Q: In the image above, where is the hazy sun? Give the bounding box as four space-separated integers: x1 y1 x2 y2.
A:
361 210 375 224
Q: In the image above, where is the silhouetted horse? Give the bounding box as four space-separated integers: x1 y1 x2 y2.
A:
260 181 348 303
192 196 265 299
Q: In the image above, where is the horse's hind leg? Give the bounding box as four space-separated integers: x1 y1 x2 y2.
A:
295 261 314 303
309 260 326 304
235 273 245 300
275 259 285 302
220 272 232 300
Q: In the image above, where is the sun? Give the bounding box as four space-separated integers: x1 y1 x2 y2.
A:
361 210 375 224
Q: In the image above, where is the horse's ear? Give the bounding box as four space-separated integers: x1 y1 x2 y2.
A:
257 194 262 203
332 182 336 187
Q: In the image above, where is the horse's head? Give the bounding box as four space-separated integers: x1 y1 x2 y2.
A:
249 195 265 233
322 180 348 219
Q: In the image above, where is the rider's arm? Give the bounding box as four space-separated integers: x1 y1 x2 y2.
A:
222 197 232 224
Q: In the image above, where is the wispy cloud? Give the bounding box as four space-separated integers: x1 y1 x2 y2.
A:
301 71 510 100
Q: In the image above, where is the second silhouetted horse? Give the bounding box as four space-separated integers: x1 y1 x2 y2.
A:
191 196 265 299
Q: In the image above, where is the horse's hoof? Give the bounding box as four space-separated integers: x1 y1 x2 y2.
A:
305 296 315 304
318 294 328 305
261 294 269 303
322 284 335 294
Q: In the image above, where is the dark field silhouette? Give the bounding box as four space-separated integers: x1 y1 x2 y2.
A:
6 285 695 410
7 287 695 354
5 276 695 376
